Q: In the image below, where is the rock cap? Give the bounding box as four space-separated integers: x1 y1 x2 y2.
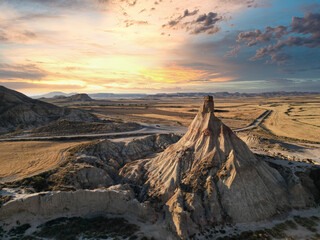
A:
200 95 214 113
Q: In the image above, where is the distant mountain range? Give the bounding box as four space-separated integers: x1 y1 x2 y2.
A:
33 91 78 99
33 92 147 99
146 91 320 98
32 91 319 100
42 93 94 102
89 93 148 99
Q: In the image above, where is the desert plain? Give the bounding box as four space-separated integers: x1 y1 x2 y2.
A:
1 92 320 240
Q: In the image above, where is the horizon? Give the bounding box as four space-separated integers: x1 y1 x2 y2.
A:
23 88 320 97
0 0 319 94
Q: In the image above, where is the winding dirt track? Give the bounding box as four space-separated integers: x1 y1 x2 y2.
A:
0 110 271 142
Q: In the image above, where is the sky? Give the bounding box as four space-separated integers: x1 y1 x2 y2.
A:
0 0 320 95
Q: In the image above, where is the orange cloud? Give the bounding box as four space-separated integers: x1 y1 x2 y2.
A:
139 65 233 84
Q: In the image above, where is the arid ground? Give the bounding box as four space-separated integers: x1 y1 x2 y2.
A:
1 95 319 184
1 94 320 240
0 140 87 182
46 94 320 142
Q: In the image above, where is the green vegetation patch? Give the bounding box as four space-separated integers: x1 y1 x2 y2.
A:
0 194 13 208
285 220 298 230
0 225 4 238
33 216 140 240
216 230 272 240
216 219 302 240
8 224 31 237
294 216 319 232
218 216 319 240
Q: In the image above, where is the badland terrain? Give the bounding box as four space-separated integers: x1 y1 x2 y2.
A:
0 86 320 240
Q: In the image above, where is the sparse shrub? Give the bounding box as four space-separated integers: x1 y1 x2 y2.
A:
294 216 318 232
30 176 47 192
314 233 320 239
218 230 271 240
129 235 138 240
274 222 289 231
0 225 4 238
0 195 13 207
34 216 140 240
265 227 286 239
8 223 31 236
285 220 298 230
311 216 320 222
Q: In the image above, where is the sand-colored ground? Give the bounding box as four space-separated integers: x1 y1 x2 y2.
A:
72 97 268 129
0 141 84 182
47 94 320 141
263 103 320 142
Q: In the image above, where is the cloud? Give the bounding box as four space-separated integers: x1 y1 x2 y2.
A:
262 78 320 92
237 12 320 64
121 0 137 7
0 28 38 44
124 19 148 27
291 13 320 38
0 64 47 80
265 78 294 85
163 10 222 35
190 12 221 35
2 0 109 10
281 65 320 74
237 26 288 46
162 9 199 28
267 52 291 65
301 3 320 14
0 81 85 91
225 45 241 57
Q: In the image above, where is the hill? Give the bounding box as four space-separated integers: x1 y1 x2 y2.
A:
41 93 94 103
120 96 317 238
68 93 93 102
33 91 76 99
0 86 98 134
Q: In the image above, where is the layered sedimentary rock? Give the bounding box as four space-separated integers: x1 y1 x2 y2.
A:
121 96 316 239
49 134 181 190
0 86 98 134
1 95 317 240
0 185 156 226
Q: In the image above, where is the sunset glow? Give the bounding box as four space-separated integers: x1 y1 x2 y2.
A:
0 0 319 95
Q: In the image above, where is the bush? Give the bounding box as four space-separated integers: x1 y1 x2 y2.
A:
34 216 140 240
30 176 47 192
0 195 13 207
8 224 31 236
294 216 318 232
0 226 4 238
285 220 298 230
264 228 286 239
217 230 271 240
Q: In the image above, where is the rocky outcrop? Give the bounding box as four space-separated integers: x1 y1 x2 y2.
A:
68 93 93 102
0 184 156 226
48 134 181 190
50 93 93 102
120 96 317 239
0 86 98 134
1 94 318 240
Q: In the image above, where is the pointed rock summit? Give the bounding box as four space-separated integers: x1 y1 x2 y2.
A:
121 96 315 239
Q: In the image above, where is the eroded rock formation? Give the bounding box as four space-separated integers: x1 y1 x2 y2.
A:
0 185 156 226
1 96 318 240
48 134 181 190
0 86 98 134
120 96 316 239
